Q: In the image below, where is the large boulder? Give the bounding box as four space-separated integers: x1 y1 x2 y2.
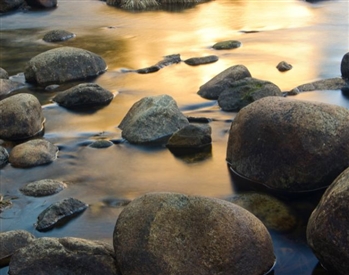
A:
119 95 189 144
24 47 107 85
0 94 44 141
227 96 349 193
307 167 349 275
0 0 24 13
197 65 251 99
8 237 119 275
341 52 349 80
113 192 276 275
217 77 282 112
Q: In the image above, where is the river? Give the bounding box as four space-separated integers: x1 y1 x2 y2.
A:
0 0 348 274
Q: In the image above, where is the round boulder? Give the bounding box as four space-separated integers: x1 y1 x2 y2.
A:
9 139 58 168
307 167 349 275
341 52 349 80
113 192 276 275
0 93 44 141
227 96 349 193
43 29 75 42
24 47 107 86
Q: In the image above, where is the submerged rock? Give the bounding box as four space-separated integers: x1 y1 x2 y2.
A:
276 61 292 72
52 83 114 109
198 65 251 99
292 77 346 92
9 139 58 168
9 237 119 275
217 77 282 112
36 198 88 231
88 139 114 148
114 192 275 275
136 54 181 74
0 146 9 168
119 94 189 144
24 47 107 85
0 94 44 141
227 96 349 193
184 55 218 66
212 40 241 50
307 167 349 275
43 29 75 42
20 179 67 197
0 230 35 267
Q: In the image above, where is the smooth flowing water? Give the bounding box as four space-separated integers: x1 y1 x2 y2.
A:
0 0 348 274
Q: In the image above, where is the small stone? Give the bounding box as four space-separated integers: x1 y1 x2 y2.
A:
184 55 218 66
0 146 9 168
276 61 292 72
43 30 75 42
212 40 241 50
88 140 114 148
20 179 67 197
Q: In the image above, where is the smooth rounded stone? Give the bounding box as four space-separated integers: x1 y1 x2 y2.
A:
307 167 349 275
227 96 349 193
218 77 282 112
0 79 25 97
225 192 297 232
184 55 218 66
166 124 212 155
88 139 114 148
293 77 346 92
113 192 276 275
212 40 241 50
0 67 9 79
276 61 292 72
36 198 88 231
0 230 35 266
0 94 45 141
341 52 349 80
43 29 75 42
25 0 57 8
52 83 114 109
9 139 58 168
0 146 9 168
119 94 189 144
8 237 119 275
107 0 159 10
0 0 24 13
197 65 252 99
24 46 107 86
20 179 67 197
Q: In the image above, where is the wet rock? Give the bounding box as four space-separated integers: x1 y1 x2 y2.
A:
113 192 275 275
20 179 67 197
119 94 189 144
0 146 9 168
307 166 349 275
212 40 241 50
0 79 25 97
166 124 212 155
25 0 57 8
0 195 12 213
52 83 114 109
43 29 75 42
107 0 159 10
102 197 131 207
198 65 252 99
276 61 292 72
9 139 58 168
218 77 282 112
341 52 349 80
36 198 88 231
9 237 119 275
136 66 160 74
293 77 346 92
24 46 107 85
136 54 181 74
0 93 45 141
184 55 218 66
0 67 9 79
45 84 60 91
0 0 24 13
0 230 35 267
227 96 349 193
225 192 297 232
88 139 114 148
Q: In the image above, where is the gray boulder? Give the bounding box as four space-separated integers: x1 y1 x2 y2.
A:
52 83 114 109
0 79 25 97
113 192 275 275
307 167 349 275
227 96 349 193
43 29 75 42
119 95 189 144
197 65 251 99
36 198 88 231
9 139 58 168
8 237 119 275
184 55 218 66
218 77 282 112
0 146 9 168
25 0 57 8
0 230 35 266
0 67 9 79
24 47 107 85
291 77 346 93
212 40 241 50
20 179 67 197
0 0 24 13
341 52 349 80
0 94 44 141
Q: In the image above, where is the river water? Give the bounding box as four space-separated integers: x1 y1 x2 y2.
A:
0 0 348 274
